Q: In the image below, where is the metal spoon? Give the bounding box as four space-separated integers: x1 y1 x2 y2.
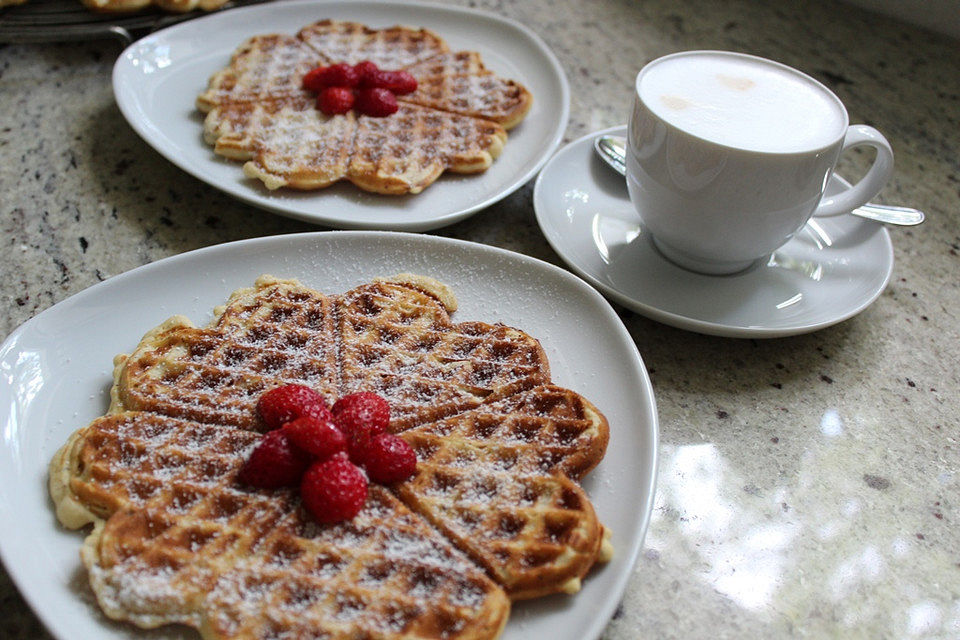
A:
594 135 925 226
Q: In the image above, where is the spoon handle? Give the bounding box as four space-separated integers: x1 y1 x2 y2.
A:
595 135 925 227
851 202 925 226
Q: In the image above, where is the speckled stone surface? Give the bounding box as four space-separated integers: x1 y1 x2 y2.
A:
2 0 959 638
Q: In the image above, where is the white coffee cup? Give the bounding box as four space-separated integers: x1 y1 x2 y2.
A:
626 50 894 275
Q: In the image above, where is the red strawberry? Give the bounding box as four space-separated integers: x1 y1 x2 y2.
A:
345 427 377 466
355 87 399 117
257 384 331 431
317 86 355 115
353 60 381 88
283 416 347 460
237 429 311 489
359 69 389 90
362 433 417 484
300 453 368 523
302 66 326 92
332 392 390 437
378 70 417 95
303 63 359 91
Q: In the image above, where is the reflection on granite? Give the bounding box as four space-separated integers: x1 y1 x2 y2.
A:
1 0 958 638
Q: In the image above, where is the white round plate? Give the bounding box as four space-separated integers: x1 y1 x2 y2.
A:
112 0 569 231
534 125 895 338
0 232 657 640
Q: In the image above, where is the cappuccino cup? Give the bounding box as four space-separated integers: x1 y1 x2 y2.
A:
626 50 894 275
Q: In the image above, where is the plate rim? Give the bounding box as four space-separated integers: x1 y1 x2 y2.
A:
533 124 896 338
111 0 571 232
0 230 658 640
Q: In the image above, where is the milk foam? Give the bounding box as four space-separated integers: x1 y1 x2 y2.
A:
638 52 847 153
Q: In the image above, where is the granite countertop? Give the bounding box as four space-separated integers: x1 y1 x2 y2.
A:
2 0 959 637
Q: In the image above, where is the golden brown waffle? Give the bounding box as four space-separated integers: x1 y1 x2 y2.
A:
398 384 610 599
196 35 322 113
205 95 358 191
348 102 506 194
198 21 530 194
51 274 610 639
403 384 611 480
113 277 340 430
396 385 610 599
402 51 534 129
54 412 510 639
337 278 550 429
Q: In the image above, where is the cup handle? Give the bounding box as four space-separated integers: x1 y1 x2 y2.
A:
813 124 894 218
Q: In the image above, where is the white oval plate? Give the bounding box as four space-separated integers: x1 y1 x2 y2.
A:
534 125 895 338
112 0 569 231
0 232 657 640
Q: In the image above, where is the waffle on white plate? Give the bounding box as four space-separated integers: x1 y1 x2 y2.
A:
198 20 532 195
51 274 611 640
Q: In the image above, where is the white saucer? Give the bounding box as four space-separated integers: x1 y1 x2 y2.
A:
533 126 895 338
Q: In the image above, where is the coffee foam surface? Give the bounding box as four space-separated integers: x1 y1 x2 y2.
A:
638 52 846 153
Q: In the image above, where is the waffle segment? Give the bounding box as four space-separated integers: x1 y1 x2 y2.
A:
402 51 534 129
348 103 506 194
337 279 549 428
396 432 602 600
394 384 609 598
197 35 322 113
114 277 340 429
298 19 449 68
240 102 357 190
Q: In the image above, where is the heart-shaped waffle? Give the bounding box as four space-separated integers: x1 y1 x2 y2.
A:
51 274 610 639
197 21 531 194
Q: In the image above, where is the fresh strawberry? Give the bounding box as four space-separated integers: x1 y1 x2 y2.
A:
362 433 417 484
300 453 368 523
359 69 389 90
302 66 326 92
355 87 399 117
283 416 347 460
303 63 359 91
257 384 332 431
332 391 390 437
332 392 391 464
353 60 381 88
378 70 417 95
345 428 377 466
317 86 356 115
237 429 311 489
